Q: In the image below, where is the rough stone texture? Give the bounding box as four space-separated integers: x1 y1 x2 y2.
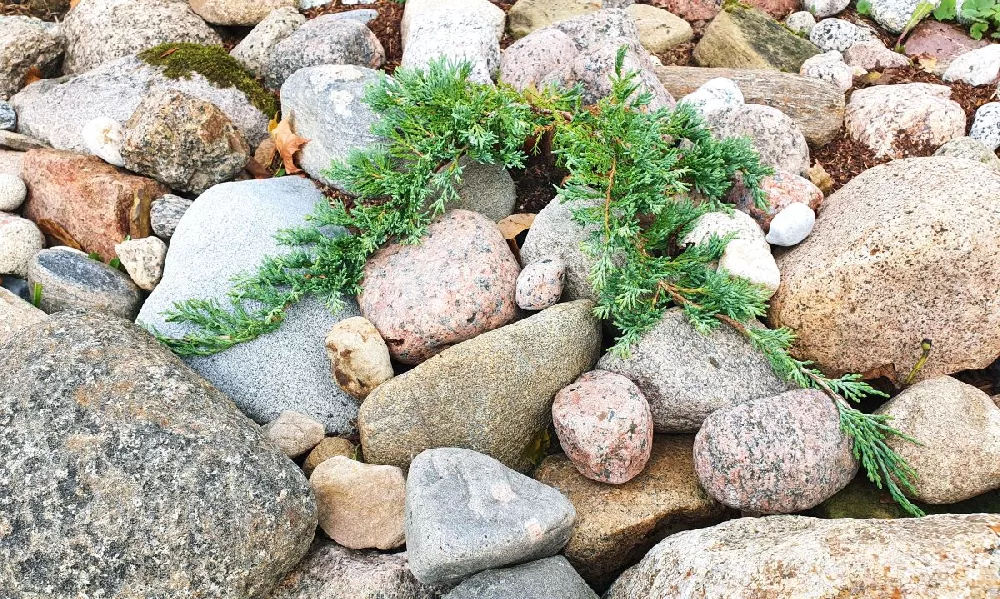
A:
870 0 941 33
190 0 296 26
770 157 1000 383
508 0 602 39
647 0 719 21
114 235 167 290
734 167 824 232
627 4 693 54
62 0 222 74
0 285 46 344
500 28 580 91
683 197 771 252
122 89 250 194
264 411 327 458
0 150 24 176
843 40 911 70
516 256 566 311
804 0 849 17
551 8 640 52
151 193 194 240
269 540 442 599
441 157 517 221
694 389 857 513
0 213 43 277
21 149 166 261
693 6 821 72
0 311 316 598
785 11 816 35
264 15 384 89
935 136 1000 172
442 557 597 599
705 103 810 175
521 196 600 302
903 21 987 75
0 172 26 211
303 436 356 477
552 370 653 485
401 0 506 84
325 316 394 400
360 210 519 365
605 515 1000 598
11 56 270 153
534 436 730 589
311 456 406 550
813 475 1000 519
809 18 862 52
137 177 363 434
0 101 15 131
845 83 965 159
0 16 64 100
27 247 142 319
231 7 305 77
971 102 1000 151
799 50 858 91
875 376 1000 504
598 308 791 432
360 300 601 473
406 448 577 586
0 130 49 151
280 65 383 189
82 116 125 167
678 77 744 117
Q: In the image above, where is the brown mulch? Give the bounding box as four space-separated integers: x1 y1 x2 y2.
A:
0 0 68 20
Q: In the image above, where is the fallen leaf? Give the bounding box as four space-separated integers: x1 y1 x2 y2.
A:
916 55 937 73
36 219 82 250
245 156 272 179
159 47 178 59
270 116 309 174
807 162 834 194
23 66 43 86
497 213 535 240
69 0 82 8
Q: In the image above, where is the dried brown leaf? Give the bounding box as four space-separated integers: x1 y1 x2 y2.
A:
270 116 309 174
497 213 535 240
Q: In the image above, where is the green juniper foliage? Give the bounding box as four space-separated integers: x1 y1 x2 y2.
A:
152 52 922 516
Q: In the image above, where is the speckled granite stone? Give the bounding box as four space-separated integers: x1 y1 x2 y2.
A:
516 256 566 310
27 247 141 319
442 556 597 599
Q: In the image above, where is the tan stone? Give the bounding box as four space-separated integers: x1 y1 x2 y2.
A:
693 6 821 73
324 316 394 400
0 286 45 345
263 411 325 458
845 83 965 159
507 0 601 39
303 436 355 477
534 435 730 588
310 456 406 550
627 4 693 54
189 0 296 26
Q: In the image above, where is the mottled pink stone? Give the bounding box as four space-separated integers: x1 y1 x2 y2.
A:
359 209 520 365
516 256 566 311
735 168 824 232
500 28 579 91
552 370 654 484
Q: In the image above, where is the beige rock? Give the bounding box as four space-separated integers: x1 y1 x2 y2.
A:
189 0 296 26
0 286 45 345
704 104 810 175
264 411 326 458
770 157 1000 383
845 83 965 159
876 376 1000 504
534 436 730 588
693 5 821 72
303 436 356 477
325 316 394 400
310 456 406 550
507 0 601 39
114 236 167 291
627 4 693 54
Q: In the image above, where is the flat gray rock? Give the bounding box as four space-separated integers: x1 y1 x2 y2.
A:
27 247 141 319
264 15 385 89
0 311 316 598
0 100 16 130
442 557 598 599
137 177 362 434
231 7 305 78
406 448 577 586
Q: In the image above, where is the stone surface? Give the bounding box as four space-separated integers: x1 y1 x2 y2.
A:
870 0 941 34
0 16 63 100
718 238 781 294
114 235 167 290
809 18 862 52
934 136 1000 172
876 376 1000 504
765 201 815 246
0 311 316 598
21 149 166 260
137 177 363 434
552 370 653 485
627 4 694 53
0 172 26 211
264 411 327 458
551 8 640 51
269 540 442 599
971 102 1000 151
191 0 296 26
401 0 506 84
11 56 270 153
359 210 519 365
693 6 821 72
0 213 43 278
360 300 600 473
799 50 858 91
0 286 45 344
678 77 744 117
804 0 849 17
405 448 576 586
500 28 580 91
27 247 141 319
0 101 13 131
442 557 597 599
62 0 221 74
785 11 816 35
311 456 406 550
516 256 566 310
813 476 1000 519
605 514 1000 598
734 167 824 232
280 65 383 189
770 157 1000 383
443 157 517 221
598 308 791 432
0 150 23 176
231 7 305 77
843 40 911 69
845 83 965 159
264 15 385 89
521 196 600 302
324 316 394 400
508 0 602 39
82 116 125 167
647 0 720 21
122 89 250 194
534 436 729 589
705 103 810 174
303 436 356 477
0 130 49 151
903 21 987 75
150 193 194 240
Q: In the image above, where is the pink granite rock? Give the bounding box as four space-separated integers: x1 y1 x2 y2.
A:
845 83 965 159
516 256 566 310
359 209 519 365
500 28 579 91
903 21 988 75
734 168 824 232
648 0 720 21
693 389 858 514
552 370 654 485
844 41 911 70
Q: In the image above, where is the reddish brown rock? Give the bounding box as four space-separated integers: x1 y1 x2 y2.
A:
647 0 720 22
734 168 824 232
20 149 167 260
903 21 988 75
359 209 519 365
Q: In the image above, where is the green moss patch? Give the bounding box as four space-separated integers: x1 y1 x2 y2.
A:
139 43 278 117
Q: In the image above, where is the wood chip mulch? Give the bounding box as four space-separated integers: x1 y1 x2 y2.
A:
0 0 68 20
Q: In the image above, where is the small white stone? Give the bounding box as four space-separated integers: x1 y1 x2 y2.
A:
0 174 27 211
0 213 44 277
804 0 850 18
324 316 394 400
765 202 816 247
114 236 167 291
943 45 1000 86
970 102 1000 151
799 51 861 91
785 11 816 36
809 18 861 52
679 78 744 118
264 411 326 458
719 239 781 297
82 117 125 167
682 209 768 252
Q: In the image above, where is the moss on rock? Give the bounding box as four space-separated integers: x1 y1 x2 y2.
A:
812 476 1000 520
138 43 278 117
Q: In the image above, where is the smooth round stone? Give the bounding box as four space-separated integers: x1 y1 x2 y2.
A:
26 247 142 319
82 117 125 167
0 173 27 211
678 77 744 118
324 316 394 400
0 214 43 278
516 257 566 311
303 436 356 477
311 456 406 550
552 370 654 484
765 202 816 247
785 11 816 35
500 28 579 91
809 18 861 52
263 410 326 458
804 0 850 18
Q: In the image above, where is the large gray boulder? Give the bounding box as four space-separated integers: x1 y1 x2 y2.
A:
0 16 64 100
442 557 597 599
137 177 362 434
0 311 316 598
406 448 577 586
10 56 269 154
605 515 1000 598
400 0 506 84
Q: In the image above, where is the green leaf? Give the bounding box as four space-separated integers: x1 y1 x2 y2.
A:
971 21 990 37
857 0 872 14
933 0 956 20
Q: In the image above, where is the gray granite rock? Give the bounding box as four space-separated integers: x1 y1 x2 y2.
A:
520 195 600 302
331 8 380 23
439 156 517 221
808 18 862 52
62 0 222 74
0 16 64 100
400 0 506 83
279 65 383 189
442 557 598 599
971 102 1000 151
10 56 270 153
151 193 195 240
27 247 141 319
870 0 940 34
0 100 15 130
934 136 1000 172
0 285 46 344
597 308 792 432
406 448 577 586
263 15 385 89
0 310 316 598
137 177 363 434
705 104 810 175
231 7 305 78
553 9 639 52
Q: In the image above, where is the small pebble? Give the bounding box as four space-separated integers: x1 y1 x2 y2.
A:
799 51 862 91
0 214 43 277
0 173 27 211
804 0 849 18
114 236 167 291
809 18 861 52
843 40 911 70
303 436 356 477
324 316 394 399
150 194 194 241
81 117 125 167
0 101 16 131
785 11 816 36
516 257 566 310
765 202 816 246
970 102 1000 152
311 456 406 550
263 410 326 458
719 239 781 296
678 78 744 117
